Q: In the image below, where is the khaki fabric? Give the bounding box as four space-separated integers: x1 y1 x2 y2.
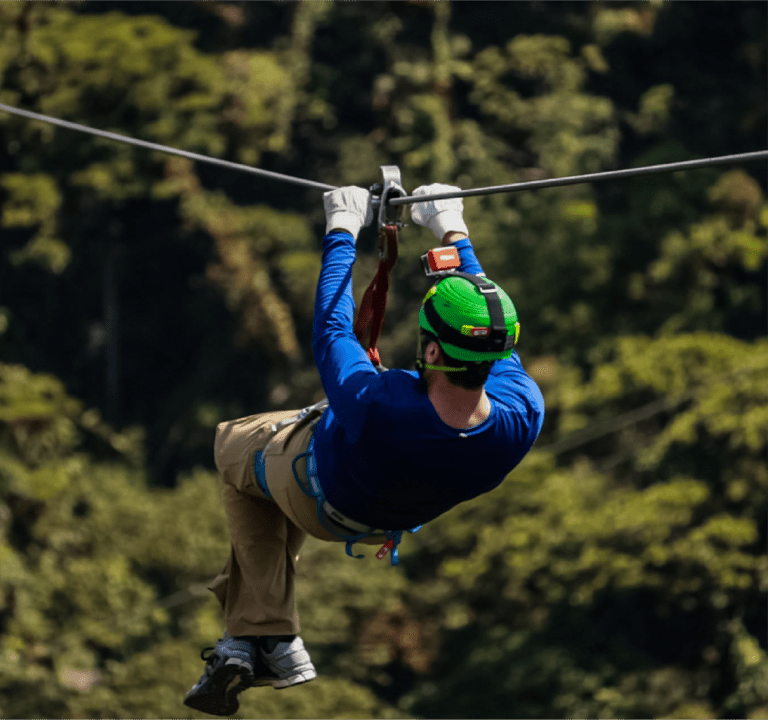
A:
208 408 383 636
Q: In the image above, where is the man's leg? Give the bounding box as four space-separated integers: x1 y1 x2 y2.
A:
211 482 304 636
207 410 306 635
184 412 316 716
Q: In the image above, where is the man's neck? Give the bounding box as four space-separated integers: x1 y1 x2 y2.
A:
426 373 491 430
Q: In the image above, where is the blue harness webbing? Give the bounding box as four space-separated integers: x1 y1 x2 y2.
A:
254 450 270 497
255 436 420 566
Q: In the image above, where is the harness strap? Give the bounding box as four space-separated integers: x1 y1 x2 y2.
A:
270 398 330 434
291 444 369 561
254 449 270 498
290 435 421 565
254 407 421 565
354 224 399 367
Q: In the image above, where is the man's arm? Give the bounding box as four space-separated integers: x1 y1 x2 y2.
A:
312 189 378 432
410 183 485 276
411 183 519 371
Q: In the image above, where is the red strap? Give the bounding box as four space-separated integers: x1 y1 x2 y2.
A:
354 225 399 366
376 539 395 560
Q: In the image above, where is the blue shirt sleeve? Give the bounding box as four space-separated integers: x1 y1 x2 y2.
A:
312 231 379 435
451 236 485 276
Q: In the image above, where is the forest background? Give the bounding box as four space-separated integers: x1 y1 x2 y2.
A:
0 2 766 718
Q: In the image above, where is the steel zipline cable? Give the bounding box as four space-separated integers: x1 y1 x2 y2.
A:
389 150 768 205
1 102 766 201
0 102 336 192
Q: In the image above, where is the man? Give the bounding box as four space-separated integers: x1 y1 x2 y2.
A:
183 184 545 716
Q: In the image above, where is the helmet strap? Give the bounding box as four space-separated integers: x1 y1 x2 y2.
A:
415 359 467 373
415 331 467 374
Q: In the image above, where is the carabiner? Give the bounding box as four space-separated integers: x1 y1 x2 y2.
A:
368 165 406 262
377 165 406 229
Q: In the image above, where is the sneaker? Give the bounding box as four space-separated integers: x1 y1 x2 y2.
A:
183 633 267 716
260 636 317 689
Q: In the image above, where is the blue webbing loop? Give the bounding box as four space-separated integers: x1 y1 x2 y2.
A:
294 438 421 565
291 450 317 499
254 451 270 498
384 526 423 565
291 446 368 560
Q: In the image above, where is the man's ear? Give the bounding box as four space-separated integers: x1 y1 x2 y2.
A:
425 341 441 363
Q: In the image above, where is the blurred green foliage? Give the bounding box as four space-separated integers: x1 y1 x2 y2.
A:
0 1 765 718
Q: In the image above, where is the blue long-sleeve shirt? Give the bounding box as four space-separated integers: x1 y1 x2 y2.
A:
312 231 544 530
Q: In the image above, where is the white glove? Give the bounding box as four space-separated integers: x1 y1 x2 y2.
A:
323 186 373 240
410 184 468 240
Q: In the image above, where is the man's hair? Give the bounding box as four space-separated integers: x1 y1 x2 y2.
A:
420 331 494 390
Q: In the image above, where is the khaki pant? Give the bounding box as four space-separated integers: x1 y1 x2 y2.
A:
208 408 383 637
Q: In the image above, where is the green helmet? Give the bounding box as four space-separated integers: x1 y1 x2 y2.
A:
418 274 520 362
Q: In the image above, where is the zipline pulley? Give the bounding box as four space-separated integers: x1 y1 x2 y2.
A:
373 165 407 231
